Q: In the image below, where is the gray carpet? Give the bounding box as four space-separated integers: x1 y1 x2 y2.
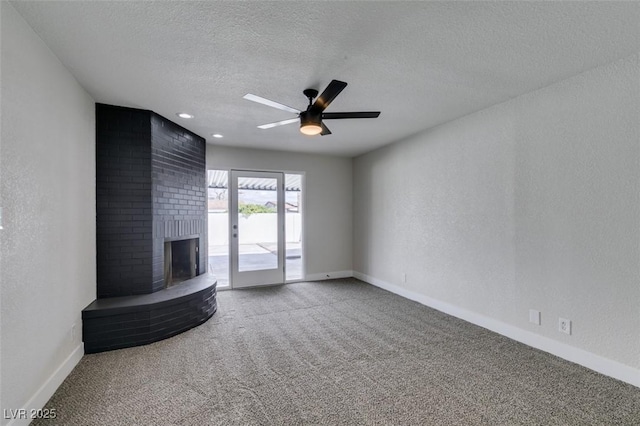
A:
35 279 640 425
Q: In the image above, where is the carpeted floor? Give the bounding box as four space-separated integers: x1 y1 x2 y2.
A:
35 278 640 425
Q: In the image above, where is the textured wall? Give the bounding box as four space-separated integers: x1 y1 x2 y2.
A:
206 146 353 277
353 54 640 372
1 2 96 419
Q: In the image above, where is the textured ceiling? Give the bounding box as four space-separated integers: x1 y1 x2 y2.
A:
10 1 640 157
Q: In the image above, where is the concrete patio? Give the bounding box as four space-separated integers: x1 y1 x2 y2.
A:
208 242 302 288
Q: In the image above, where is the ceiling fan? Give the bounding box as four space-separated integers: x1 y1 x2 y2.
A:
243 80 380 136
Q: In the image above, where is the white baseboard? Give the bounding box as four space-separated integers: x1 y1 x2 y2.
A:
7 344 84 426
305 270 353 281
353 271 640 389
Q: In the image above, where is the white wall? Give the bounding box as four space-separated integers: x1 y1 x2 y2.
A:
0 3 96 422
208 213 302 245
207 146 352 278
354 54 640 385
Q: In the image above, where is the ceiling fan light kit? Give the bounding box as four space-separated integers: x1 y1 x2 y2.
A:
244 80 380 136
299 111 322 136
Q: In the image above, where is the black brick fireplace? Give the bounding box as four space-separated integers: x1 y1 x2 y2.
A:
82 104 216 353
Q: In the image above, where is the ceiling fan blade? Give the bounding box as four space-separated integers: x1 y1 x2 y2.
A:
257 118 299 129
313 80 348 111
243 94 301 114
320 122 332 136
322 111 381 120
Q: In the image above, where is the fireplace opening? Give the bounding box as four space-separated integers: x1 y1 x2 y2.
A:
164 238 199 288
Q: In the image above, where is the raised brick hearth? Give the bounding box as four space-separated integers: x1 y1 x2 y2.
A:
82 273 216 353
83 104 216 352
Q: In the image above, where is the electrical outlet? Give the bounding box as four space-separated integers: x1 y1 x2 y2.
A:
71 323 77 342
558 318 571 335
529 309 541 325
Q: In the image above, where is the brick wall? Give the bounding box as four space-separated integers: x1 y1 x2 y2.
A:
96 104 206 297
96 105 153 297
150 114 207 292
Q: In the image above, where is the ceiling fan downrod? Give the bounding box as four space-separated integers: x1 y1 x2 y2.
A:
303 89 319 109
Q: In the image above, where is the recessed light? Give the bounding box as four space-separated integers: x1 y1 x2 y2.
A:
212 134 223 138
176 112 194 119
